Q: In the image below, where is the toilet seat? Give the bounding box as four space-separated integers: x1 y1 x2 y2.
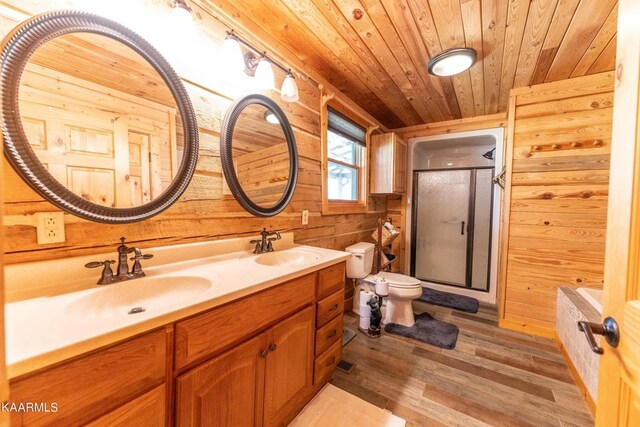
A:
370 272 422 289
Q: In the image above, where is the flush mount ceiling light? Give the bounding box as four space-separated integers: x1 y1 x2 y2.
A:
428 48 477 77
264 110 279 124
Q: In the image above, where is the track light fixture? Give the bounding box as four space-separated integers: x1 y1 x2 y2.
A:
224 29 301 102
171 0 193 24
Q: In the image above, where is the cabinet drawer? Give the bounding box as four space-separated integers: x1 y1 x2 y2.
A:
86 385 165 427
10 329 166 427
317 262 345 299
314 340 341 384
315 315 343 357
175 273 315 370
316 290 344 328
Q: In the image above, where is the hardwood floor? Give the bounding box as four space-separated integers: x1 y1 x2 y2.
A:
331 300 594 427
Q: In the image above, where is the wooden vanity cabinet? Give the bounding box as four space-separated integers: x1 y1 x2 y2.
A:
370 132 407 194
9 262 346 427
176 306 315 427
9 329 167 427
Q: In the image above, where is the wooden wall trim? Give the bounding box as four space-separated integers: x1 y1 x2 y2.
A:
391 113 507 140
497 96 517 321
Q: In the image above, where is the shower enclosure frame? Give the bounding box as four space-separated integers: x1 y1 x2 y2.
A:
410 166 495 291
405 127 504 305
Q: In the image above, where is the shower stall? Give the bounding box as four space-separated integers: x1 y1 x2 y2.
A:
411 167 494 290
407 129 503 303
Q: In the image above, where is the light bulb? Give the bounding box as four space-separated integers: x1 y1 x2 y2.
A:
172 1 193 27
255 57 275 90
280 71 299 102
264 111 279 124
222 34 244 74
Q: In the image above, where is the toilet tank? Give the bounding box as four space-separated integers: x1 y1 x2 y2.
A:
345 242 375 279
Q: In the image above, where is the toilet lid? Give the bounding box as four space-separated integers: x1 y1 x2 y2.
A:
376 272 422 288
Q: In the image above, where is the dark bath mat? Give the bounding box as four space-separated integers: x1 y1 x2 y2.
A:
384 312 459 349
418 287 479 313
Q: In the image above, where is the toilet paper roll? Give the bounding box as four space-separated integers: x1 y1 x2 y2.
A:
358 290 375 307
359 316 370 330
358 302 371 317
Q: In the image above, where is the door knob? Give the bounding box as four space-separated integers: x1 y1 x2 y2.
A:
578 316 620 355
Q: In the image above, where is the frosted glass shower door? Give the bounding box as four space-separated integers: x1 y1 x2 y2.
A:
414 170 470 286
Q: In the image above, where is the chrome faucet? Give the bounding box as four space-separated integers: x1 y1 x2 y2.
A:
85 237 153 285
250 228 281 254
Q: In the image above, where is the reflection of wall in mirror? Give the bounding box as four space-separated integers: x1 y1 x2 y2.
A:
19 63 178 208
235 143 290 206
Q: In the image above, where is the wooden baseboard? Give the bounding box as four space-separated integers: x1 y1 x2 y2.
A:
554 333 597 417
499 318 555 340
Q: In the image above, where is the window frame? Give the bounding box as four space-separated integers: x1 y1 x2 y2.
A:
321 101 369 215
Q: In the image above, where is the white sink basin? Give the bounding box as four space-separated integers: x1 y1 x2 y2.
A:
65 275 213 319
253 248 323 267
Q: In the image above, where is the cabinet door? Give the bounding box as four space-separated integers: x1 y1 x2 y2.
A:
263 306 315 427
393 136 407 193
176 333 267 427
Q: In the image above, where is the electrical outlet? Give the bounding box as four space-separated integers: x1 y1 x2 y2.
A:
301 210 309 225
36 212 65 244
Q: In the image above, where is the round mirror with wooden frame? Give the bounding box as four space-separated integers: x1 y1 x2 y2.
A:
1 11 199 223
220 94 299 217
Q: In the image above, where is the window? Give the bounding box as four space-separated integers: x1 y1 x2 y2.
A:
322 105 368 214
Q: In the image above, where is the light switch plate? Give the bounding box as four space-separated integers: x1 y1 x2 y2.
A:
301 210 309 225
36 212 65 244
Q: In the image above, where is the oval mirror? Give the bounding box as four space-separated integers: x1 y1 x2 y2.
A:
220 94 298 217
1 11 198 223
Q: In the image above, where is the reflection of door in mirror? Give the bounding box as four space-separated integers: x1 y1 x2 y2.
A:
232 104 290 208
18 33 180 208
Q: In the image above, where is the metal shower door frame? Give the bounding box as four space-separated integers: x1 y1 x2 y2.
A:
410 166 495 291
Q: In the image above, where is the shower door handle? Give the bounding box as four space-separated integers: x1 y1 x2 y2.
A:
461 221 465 235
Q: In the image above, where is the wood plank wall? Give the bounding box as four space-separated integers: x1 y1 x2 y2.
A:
0 2 387 274
499 72 614 338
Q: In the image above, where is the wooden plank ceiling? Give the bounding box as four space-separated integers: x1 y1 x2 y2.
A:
201 0 618 128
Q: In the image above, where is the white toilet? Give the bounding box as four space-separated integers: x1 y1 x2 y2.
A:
345 242 423 327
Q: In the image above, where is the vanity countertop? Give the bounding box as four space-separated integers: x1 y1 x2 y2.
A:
4 235 350 379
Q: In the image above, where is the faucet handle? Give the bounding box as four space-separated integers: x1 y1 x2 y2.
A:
85 260 116 285
130 253 153 261
85 260 115 269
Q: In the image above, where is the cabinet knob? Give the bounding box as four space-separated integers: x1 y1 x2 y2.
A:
269 343 277 352
260 350 268 358
328 304 339 312
327 329 337 339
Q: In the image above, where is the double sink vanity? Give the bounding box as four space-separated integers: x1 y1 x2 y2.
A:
5 233 349 426
0 10 346 427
